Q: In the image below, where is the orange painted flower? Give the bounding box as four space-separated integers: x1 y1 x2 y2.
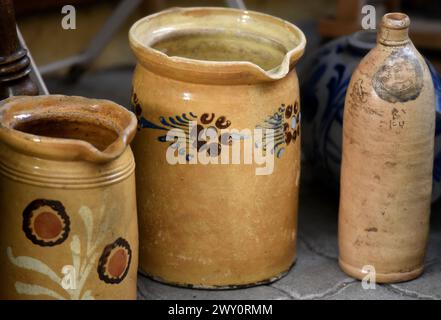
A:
22 199 70 247
97 238 132 284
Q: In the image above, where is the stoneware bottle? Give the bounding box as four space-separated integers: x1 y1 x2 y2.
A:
0 95 138 299
339 13 435 283
300 30 441 203
129 7 306 288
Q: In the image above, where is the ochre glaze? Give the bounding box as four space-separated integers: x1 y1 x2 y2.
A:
0 95 139 299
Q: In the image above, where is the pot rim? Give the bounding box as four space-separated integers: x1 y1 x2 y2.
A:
0 95 138 163
129 7 306 84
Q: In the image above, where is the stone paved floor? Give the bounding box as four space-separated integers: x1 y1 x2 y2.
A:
46 66 441 301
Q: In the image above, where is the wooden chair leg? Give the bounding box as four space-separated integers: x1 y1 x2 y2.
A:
0 0 39 99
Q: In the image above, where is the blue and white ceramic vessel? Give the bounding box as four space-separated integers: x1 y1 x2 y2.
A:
300 31 441 202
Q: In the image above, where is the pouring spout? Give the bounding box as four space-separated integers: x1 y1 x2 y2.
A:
262 42 306 81
0 95 137 163
129 7 306 85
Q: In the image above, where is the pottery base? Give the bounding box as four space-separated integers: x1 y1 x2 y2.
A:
339 259 424 284
138 260 296 290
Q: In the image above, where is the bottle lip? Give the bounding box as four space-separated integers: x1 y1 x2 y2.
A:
378 12 411 46
382 12 410 30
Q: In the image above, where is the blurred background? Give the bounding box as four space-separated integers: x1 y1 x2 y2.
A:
11 0 440 106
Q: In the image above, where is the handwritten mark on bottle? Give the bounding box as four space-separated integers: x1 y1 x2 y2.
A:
373 50 423 103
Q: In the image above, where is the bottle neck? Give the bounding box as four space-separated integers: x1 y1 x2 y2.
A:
377 12 411 46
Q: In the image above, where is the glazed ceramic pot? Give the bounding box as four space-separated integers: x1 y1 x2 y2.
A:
129 7 306 288
300 30 441 202
339 13 435 283
0 95 138 299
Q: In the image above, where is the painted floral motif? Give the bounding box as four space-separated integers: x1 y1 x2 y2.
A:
131 92 235 160
7 203 128 300
256 102 301 158
190 113 233 158
97 238 132 284
22 199 70 247
132 91 300 160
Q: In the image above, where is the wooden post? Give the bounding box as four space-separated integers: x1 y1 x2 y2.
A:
0 0 38 100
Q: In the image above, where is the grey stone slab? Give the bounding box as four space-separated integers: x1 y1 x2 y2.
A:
386 260 441 300
136 240 352 300
324 282 413 300
137 275 291 300
298 181 340 260
269 240 354 299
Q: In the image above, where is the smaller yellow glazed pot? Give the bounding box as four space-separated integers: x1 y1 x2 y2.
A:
0 95 138 300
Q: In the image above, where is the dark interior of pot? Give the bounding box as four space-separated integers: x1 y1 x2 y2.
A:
13 116 119 151
151 30 287 71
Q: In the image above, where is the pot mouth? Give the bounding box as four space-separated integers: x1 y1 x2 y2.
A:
382 12 410 30
0 95 137 163
129 7 306 84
